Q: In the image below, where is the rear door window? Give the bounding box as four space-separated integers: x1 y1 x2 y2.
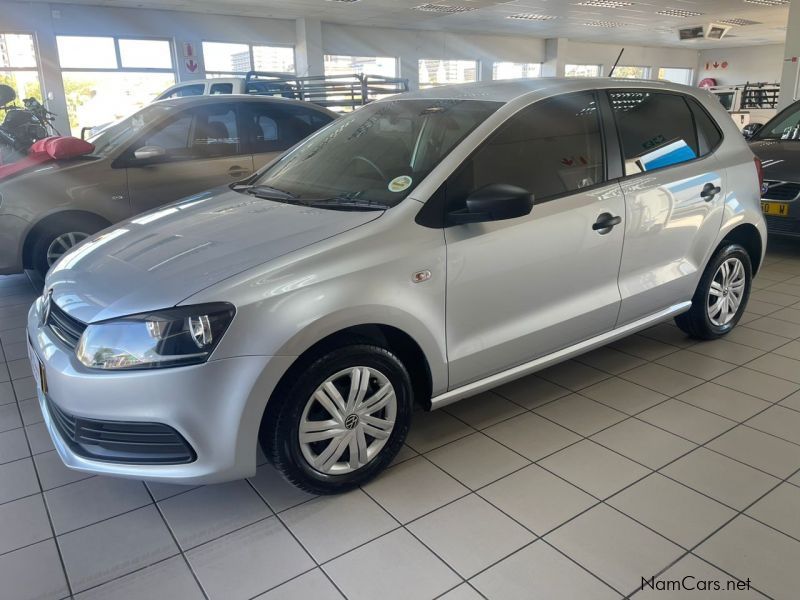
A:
241 102 333 153
163 84 205 99
610 91 700 176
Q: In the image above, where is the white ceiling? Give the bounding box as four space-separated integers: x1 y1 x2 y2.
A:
41 0 791 48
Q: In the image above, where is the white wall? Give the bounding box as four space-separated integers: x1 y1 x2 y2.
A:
696 44 784 86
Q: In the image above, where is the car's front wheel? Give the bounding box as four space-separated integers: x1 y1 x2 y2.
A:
30 214 109 277
262 343 413 495
675 242 752 340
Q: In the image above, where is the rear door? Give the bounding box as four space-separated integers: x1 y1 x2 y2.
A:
609 90 726 325
240 101 335 170
122 102 254 214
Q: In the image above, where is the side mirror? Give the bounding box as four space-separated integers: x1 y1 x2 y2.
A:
447 184 534 226
133 145 166 162
742 123 763 139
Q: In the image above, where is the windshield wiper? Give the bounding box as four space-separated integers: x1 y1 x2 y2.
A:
241 184 305 204
305 197 390 211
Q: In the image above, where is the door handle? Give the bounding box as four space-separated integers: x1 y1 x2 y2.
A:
228 166 250 178
592 213 622 234
701 182 722 201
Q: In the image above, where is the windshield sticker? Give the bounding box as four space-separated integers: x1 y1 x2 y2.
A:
388 175 412 193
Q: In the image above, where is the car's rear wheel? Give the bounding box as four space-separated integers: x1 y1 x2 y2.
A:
262 343 413 495
30 214 108 277
675 243 752 340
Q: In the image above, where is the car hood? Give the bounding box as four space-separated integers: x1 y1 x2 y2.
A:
46 187 382 323
749 139 800 182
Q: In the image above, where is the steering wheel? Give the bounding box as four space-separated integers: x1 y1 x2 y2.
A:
350 155 386 181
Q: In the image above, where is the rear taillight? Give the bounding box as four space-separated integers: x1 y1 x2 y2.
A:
754 156 764 194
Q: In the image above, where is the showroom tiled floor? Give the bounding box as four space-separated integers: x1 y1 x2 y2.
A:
2 244 800 600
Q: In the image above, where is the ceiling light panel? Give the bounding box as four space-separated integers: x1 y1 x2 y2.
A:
576 0 634 7
584 20 628 27
656 8 704 18
506 13 559 21
742 0 788 6
718 18 762 26
412 3 477 13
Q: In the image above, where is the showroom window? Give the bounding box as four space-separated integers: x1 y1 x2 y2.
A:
0 33 43 103
324 55 398 77
565 64 602 78
492 62 542 80
418 59 478 88
449 91 605 204
610 91 701 175
202 41 295 76
56 35 176 135
612 66 651 79
658 67 694 85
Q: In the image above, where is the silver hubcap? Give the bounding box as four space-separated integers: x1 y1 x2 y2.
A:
707 257 746 327
46 232 89 266
299 366 397 475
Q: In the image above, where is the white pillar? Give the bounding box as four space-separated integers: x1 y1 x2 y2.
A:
295 18 324 77
542 38 566 77
778 0 800 109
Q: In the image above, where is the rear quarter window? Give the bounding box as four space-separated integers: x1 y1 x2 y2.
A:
688 97 723 155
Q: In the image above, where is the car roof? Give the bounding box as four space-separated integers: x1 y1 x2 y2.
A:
151 93 337 115
391 77 702 104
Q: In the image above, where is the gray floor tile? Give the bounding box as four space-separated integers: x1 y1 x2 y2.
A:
534 394 626 436
405 410 474 453
713 367 799 402
0 539 69 600
721 327 791 352
696 516 800 600
689 339 766 366
33 450 92 490
0 493 52 554
0 427 30 464
638 399 735 444
0 457 40 503
74 555 204 600
437 584 483 600
256 569 343 600
26 422 55 454
0 381 14 405
547 504 682 596
12 376 35 401
746 353 800 384
747 404 800 444
746 483 800 541
362 456 467 523
187 517 314 600
0 402 22 432
146 480 198 502
426 432 529 490
708 425 800 479
46 476 152 535
575 345 646 375
746 316 800 338
662 448 779 511
281 488 396 563
773 339 800 361
324 528 460 600
479 464 596 535
591 418 695 470
677 382 771 422
472 540 620 600
609 334 679 360
407 494 534 578
444 391 524 429
18 396 42 426
7 358 32 381
638 323 695 348
248 464 316 513
580 377 667 415
608 473 736 548
58 505 179 593
656 350 737 380
159 480 271 550
621 363 704 397
537 360 610 391
492 374 570 409
539 439 650 499
483 412 581 461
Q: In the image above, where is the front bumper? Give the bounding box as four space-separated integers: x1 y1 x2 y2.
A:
27 299 294 484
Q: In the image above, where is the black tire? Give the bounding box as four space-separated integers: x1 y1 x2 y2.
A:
261 343 413 495
30 214 108 277
675 243 752 340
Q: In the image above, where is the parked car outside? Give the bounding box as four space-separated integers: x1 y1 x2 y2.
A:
749 98 800 238
28 78 765 494
0 94 336 276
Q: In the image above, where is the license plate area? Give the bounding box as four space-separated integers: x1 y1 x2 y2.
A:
762 201 790 217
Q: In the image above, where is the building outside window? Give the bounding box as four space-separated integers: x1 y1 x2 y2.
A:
658 67 694 85
57 36 176 135
419 59 478 88
492 62 542 80
0 33 42 103
202 41 295 76
611 65 651 79
565 64 602 78
324 55 397 78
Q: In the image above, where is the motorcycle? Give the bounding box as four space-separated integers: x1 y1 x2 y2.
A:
0 84 60 164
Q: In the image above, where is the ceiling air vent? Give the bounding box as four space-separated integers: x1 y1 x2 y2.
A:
412 3 477 13
718 18 762 26
678 26 705 40
507 13 559 21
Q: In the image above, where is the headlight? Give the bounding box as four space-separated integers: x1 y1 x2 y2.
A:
76 303 235 370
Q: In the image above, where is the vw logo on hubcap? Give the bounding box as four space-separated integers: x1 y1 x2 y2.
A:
344 414 359 430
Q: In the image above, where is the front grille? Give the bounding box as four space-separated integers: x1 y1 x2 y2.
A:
765 215 800 236
45 396 196 464
46 300 86 350
762 181 800 202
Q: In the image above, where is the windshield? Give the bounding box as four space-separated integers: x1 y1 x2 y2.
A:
87 104 174 156
248 99 501 207
756 102 800 140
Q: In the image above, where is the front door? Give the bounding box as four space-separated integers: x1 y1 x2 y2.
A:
123 102 253 215
444 92 626 388
608 90 727 326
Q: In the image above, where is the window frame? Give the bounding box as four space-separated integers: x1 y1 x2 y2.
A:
418 58 480 88
0 31 45 101
610 65 652 80
491 61 543 80
323 54 399 78
604 89 725 182
56 34 175 73
238 99 334 155
201 40 296 76
564 64 603 78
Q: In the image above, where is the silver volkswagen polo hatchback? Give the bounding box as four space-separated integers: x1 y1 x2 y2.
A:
28 78 766 494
